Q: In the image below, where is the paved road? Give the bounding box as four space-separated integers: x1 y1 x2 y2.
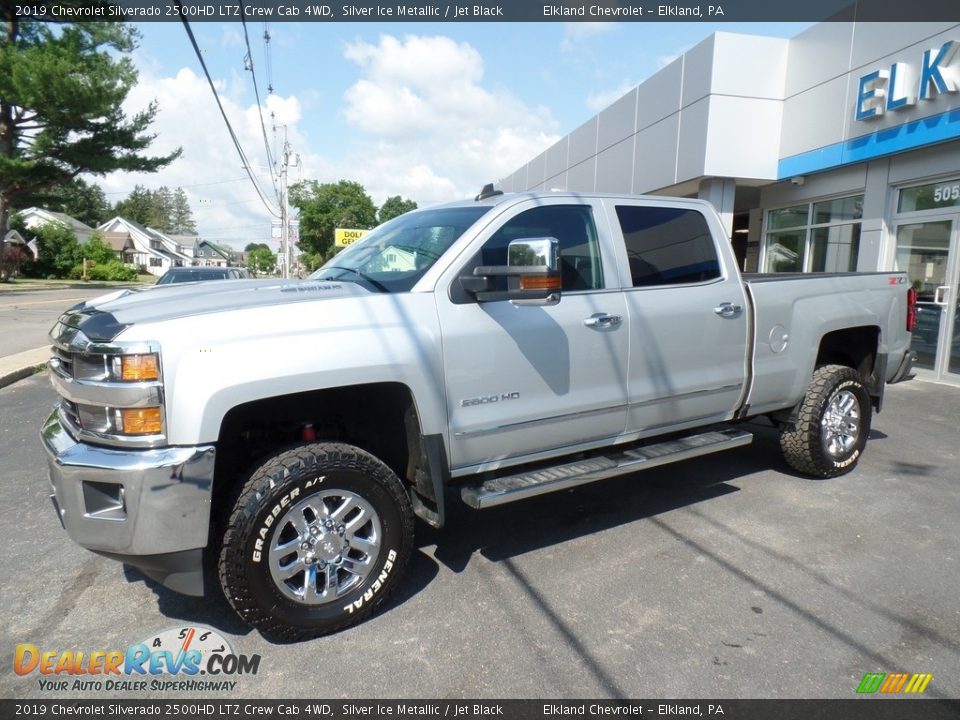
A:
0 286 129 355
2 374 958 700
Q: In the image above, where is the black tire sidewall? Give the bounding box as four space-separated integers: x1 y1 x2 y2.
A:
812 373 871 473
237 463 407 632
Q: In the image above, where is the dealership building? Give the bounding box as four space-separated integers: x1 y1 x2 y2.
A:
498 21 960 385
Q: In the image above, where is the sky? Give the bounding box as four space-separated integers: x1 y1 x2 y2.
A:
98 20 811 249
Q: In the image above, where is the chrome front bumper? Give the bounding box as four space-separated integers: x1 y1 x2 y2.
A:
41 408 215 595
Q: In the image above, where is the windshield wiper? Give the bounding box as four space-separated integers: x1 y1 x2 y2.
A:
321 266 389 293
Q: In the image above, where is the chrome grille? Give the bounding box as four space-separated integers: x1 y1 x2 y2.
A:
61 399 82 429
51 346 74 378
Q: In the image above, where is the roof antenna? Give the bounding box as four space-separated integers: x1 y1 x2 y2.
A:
475 183 503 201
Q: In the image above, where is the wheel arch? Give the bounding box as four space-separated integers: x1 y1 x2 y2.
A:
771 324 882 426
211 382 449 532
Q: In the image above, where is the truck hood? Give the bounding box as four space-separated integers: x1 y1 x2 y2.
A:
61 279 370 342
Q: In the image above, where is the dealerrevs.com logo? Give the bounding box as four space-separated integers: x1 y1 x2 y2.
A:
15 626 261 692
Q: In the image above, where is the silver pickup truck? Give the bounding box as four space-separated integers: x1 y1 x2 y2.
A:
41 190 915 639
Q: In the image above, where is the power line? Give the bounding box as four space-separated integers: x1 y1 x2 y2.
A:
100 176 271 196
262 25 280 175
175 6 280 219
240 10 280 203
263 24 274 95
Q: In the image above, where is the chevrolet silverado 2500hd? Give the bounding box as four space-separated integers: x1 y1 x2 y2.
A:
42 191 916 639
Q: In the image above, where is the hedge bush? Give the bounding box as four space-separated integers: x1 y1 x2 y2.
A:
69 261 139 281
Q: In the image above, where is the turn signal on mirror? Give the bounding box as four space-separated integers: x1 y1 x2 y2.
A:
519 275 562 291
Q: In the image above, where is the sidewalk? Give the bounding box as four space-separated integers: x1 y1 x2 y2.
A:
0 346 49 390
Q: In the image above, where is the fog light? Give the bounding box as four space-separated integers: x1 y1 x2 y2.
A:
119 354 159 382
118 407 163 435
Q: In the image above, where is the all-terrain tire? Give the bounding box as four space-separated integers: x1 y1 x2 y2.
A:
780 364 872 478
218 442 414 640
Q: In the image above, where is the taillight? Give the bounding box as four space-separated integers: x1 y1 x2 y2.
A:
906 287 918 332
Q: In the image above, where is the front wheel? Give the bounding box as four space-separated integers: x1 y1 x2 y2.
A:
218 442 414 640
779 364 872 478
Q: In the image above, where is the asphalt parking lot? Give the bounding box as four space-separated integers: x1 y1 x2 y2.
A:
1 372 958 700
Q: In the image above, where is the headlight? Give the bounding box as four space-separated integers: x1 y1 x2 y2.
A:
118 354 160 382
49 322 166 447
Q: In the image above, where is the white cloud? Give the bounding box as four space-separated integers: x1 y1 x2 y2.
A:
339 34 559 203
560 22 616 52
98 65 292 247
586 80 637 113
219 26 243 49
98 34 559 246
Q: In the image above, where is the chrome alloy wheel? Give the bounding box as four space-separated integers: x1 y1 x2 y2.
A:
268 490 381 605
820 389 861 458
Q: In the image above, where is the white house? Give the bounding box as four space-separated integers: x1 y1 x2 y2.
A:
17 207 96 245
98 217 194 277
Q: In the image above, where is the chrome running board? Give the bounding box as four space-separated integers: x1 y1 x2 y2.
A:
461 428 753 509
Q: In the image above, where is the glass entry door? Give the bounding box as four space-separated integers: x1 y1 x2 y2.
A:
894 219 960 380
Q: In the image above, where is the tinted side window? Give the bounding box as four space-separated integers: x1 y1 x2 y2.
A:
615 205 721 287
480 205 603 292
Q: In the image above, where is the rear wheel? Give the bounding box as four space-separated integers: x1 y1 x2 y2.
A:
780 364 872 478
218 442 414 640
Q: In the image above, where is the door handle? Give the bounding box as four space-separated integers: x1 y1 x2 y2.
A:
583 314 622 328
934 285 950 306
714 302 743 318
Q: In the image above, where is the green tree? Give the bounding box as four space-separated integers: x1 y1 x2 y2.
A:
78 234 116 265
247 246 276 276
148 186 173 232
114 185 154 226
0 14 180 279
245 242 270 253
28 221 81 278
290 180 376 261
171 188 196 234
378 196 417 224
115 185 196 234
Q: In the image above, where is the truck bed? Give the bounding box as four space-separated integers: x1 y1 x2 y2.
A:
741 270 912 418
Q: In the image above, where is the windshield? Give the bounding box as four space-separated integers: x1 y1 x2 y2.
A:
309 206 492 292
158 270 228 284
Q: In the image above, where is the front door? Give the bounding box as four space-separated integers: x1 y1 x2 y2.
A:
893 218 960 382
435 199 630 473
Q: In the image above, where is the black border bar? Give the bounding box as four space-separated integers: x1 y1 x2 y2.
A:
4 700 960 720
11 0 960 23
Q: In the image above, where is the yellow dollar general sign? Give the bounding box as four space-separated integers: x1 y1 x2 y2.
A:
335 228 369 248
856 672 933 694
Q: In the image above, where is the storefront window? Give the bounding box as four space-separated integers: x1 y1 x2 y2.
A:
810 225 861 273
898 180 960 213
813 196 863 224
764 230 804 272
762 194 863 273
768 204 808 230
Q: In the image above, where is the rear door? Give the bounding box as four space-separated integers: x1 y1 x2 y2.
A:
605 199 750 435
435 197 630 473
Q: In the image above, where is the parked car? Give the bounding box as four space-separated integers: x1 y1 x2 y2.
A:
43 191 915 640
156 266 250 284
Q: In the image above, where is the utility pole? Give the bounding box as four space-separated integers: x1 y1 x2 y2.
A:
279 125 291 279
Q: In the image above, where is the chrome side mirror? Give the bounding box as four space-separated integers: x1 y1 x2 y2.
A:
463 237 562 306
